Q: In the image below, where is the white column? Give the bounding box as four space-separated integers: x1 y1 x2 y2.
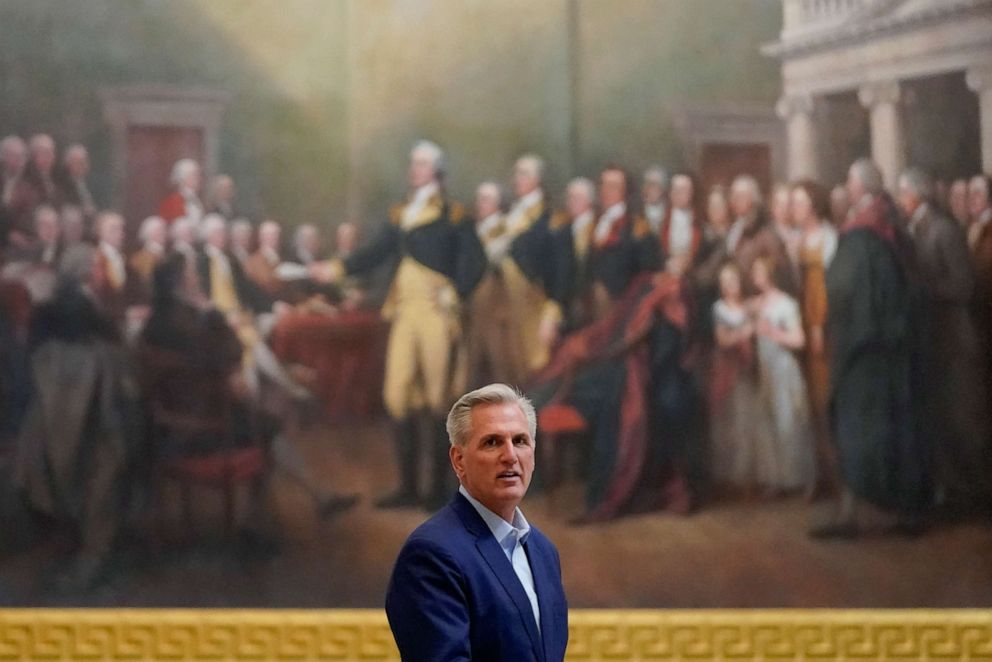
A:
966 65 992 175
858 81 905 191
776 93 818 181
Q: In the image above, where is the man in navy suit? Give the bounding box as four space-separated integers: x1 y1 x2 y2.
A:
385 383 569 661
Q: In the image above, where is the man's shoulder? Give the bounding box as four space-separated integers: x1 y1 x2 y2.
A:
401 502 472 553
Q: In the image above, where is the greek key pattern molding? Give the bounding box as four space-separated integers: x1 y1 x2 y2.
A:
1 609 991 660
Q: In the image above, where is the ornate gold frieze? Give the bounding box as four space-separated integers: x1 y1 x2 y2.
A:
1 609 991 660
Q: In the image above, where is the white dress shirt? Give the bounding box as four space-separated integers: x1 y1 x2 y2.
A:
668 207 694 258
644 202 665 235
594 202 627 246
458 485 540 632
402 181 440 229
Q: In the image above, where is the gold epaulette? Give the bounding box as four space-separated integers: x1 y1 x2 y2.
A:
388 203 404 226
550 210 570 231
447 200 466 224
632 214 652 239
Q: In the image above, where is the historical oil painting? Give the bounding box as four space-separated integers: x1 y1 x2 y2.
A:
1 0 991 612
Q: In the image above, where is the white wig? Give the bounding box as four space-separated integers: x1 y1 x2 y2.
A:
170 158 200 187
730 174 764 208
138 215 166 243
411 139 445 175
567 176 595 203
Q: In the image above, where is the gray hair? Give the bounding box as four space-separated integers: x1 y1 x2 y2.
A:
294 222 318 247
730 174 764 207
170 158 200 187
259 219 281 238
850 158 884 196
899 167 933 202
476 180 503 205
446 383 537 447
567 176 596 204
1 134 26 155
515 154 546 181
138 215 166 243
29 133 55 153
643 165 669 189
63 143 87 164
231 217 253 237
411 139 445 175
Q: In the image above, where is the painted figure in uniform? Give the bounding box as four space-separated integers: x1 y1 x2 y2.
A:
311 140 485 510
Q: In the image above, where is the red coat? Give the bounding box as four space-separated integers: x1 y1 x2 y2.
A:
158 192 187 224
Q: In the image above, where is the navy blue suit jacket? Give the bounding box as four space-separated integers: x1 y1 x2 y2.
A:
385 492 569 661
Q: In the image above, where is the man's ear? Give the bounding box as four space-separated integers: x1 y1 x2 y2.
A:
449 444 464 478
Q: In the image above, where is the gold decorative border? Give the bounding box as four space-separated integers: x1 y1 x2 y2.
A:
1 609 991 660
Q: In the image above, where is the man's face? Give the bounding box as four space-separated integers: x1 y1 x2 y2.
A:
830 186 850 223
183 166 202 193
599 170 626 209
771 189 791 226
35 210 60 245
670 176 693 210
32 139 55 175
207 226 227 250
215 177 234 202
3 142 26 175
61 209 84 244
147 221 167 246
101 218 125 249
336 223 357 253
67 150 89 178
642 174 664 205
897 181 921 217
565 183 592 218
513 161 540 199
475 186 500 220
730 186 754 219
301 228 320 254
707 192 729 230
846 168 865 203
231 225 252 250
260 224 281 250
450 402 535 520
408 150 437 189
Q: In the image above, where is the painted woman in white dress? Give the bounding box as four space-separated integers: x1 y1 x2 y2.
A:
749 256 816 494
708 263 773 489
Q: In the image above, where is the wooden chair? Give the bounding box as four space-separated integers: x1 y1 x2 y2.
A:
537 403 589 492
135 344 268 539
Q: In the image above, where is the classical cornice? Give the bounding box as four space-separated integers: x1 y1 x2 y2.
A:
762 0 992 60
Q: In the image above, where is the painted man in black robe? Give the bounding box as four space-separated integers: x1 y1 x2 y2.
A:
812 159 932 538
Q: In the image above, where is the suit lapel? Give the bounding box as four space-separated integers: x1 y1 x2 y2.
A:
526 539 558 662
451 494 544 661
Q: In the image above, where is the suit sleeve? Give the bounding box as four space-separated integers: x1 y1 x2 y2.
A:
344 222 401 276
385 538 471 662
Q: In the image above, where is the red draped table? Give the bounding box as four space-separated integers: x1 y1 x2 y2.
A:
270 310 388 420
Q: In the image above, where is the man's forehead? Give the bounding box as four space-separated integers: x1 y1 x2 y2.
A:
470 402 530 434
